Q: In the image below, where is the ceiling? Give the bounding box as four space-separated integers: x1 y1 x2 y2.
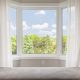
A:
12 0 66 3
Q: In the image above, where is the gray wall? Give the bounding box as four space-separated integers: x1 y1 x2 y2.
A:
13 59 65 67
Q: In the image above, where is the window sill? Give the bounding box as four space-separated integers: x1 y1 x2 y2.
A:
13 54 66 60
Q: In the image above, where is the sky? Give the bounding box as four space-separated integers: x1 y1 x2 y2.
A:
9 8 68 37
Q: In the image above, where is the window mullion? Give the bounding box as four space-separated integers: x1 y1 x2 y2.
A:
16 7 22 56
56 7 63 55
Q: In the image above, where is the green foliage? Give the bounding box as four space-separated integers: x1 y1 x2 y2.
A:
11 36 16 54
62 35 67 54
23 34 56 54
23 35 34 54
11 34 67 55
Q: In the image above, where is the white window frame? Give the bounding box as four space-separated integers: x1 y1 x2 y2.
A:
8 0 67 59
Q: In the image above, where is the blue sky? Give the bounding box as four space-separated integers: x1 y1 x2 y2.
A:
9 8 67 37
23 10 56 25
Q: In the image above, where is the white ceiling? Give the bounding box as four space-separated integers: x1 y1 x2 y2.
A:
12 0 66 3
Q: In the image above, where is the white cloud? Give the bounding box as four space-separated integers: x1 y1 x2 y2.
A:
23 21 30 30
51 29 56 33
32 23 48 30
39 29 56 37
63 25 67 30
10 22 16 36
10 21 30 31
52 24 67 31
52 24 56 29
35 10 46 15
51 24 56 33
39 30 51 37
10 22 16 30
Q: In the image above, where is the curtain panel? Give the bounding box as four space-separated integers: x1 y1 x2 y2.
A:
66 0 80 67
0 0 13 67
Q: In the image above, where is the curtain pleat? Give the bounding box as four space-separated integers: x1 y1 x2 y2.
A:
0 0 13 67
66 0 80 67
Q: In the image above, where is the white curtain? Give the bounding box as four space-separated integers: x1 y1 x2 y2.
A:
66 0 80 67
0 0 13 67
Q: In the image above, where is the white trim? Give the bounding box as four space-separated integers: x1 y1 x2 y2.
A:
21 6 57 10
59 1 68 8
20 3 59 8
13 54 66 60
8 1 59 10
8 0 20 8
56 7 63 55
16 7 23 55
8 0 59 7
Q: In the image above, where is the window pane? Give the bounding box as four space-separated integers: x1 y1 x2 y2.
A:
22 10 56 54
8 8 17 54
62 8 68 54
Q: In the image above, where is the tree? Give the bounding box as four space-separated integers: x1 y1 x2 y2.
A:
23 34 56 54
11 36 16 54
11 34 67 55
23 35 34 54
62 35 67 54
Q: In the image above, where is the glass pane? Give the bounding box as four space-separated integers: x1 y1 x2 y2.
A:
22 10 57 54
62 8 68 54
8 8 17 54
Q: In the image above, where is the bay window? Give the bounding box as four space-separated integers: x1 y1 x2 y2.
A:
8 3 68 56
